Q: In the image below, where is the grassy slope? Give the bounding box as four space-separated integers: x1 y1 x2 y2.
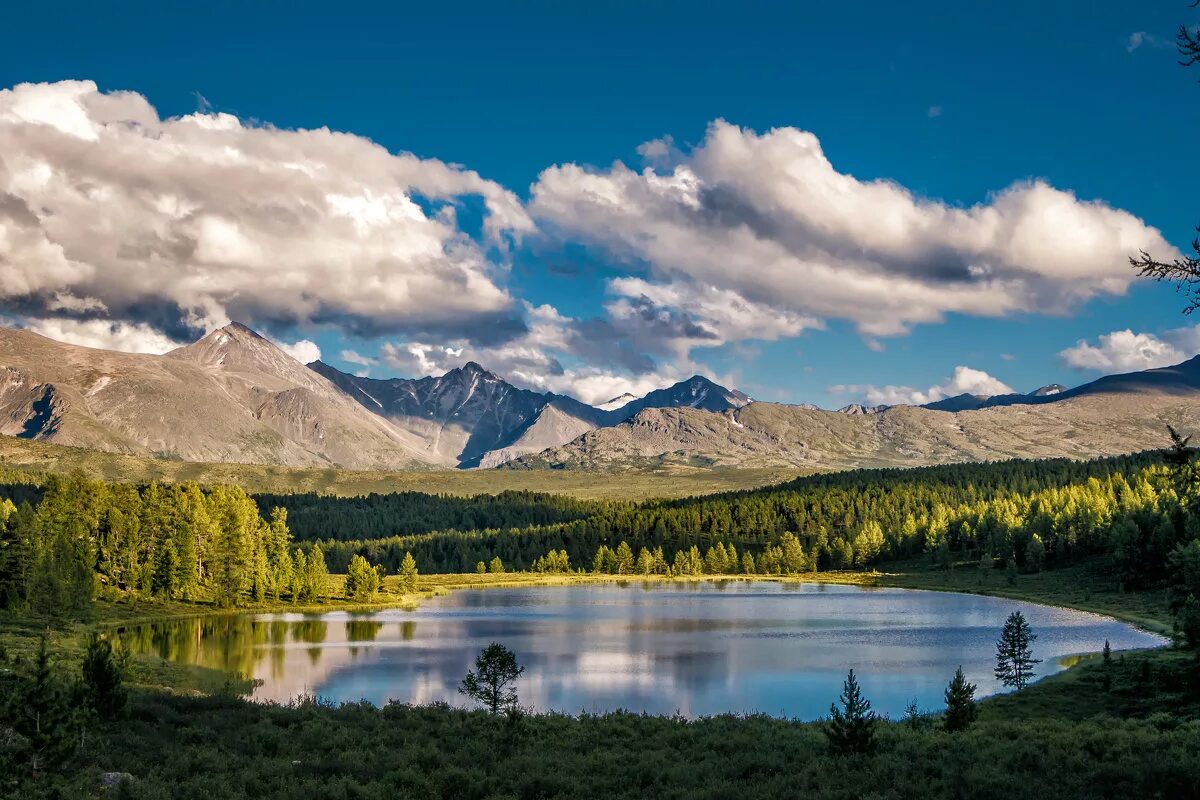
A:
0 434 800 499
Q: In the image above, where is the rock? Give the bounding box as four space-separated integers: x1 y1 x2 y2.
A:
100 772 134 789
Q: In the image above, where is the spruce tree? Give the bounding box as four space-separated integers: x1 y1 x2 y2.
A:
995 611 1041 689
825 669 877 755
943 666 978 732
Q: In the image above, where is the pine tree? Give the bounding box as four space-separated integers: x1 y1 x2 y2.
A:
399 551 419 593
8 633 79 773
459 642 524 713
304 545 329 602
943 666 978 732
614 541 634 574
344 554 378 601
151 538 179 598
489 556 505 574
825 669 877 755
80 633 128 719
291 548 307 603
995 611 1041 689
475 561 487 574
636 547 654 575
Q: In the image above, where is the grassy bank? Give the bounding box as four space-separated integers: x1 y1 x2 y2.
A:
4 560 1198 799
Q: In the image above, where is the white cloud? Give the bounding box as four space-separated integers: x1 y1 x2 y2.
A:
1127 31 1169 52
21 317 184 354
1059 326 1200 373
530 120 1175 339
377 301 689 404
340 350 376 368
272 338 321 364
833 365 1014 406
0 80 532 344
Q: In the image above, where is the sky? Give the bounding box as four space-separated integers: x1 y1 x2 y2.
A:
0 0 1197 407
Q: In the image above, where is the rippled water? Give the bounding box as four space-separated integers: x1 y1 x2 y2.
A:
118 581 1166 719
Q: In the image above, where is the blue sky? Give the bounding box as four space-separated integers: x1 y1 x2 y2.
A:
0 1 1196 406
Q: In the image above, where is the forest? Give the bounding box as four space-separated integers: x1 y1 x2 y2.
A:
0 472 333 619
1 445 1198 643
1 444 1199 797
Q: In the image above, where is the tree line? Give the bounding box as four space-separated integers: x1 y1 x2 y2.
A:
0 472 331 621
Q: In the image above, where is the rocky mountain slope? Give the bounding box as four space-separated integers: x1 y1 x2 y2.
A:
0 324 434 470
308 361 610 467
6 320 1200 475
307 364 753 468
510 358 1200 471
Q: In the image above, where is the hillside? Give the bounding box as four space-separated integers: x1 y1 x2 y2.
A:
0 433 799 499
512 389 1200 470
0 325 434 471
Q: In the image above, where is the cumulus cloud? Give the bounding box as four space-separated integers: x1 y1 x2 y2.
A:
1059 326 1200 373
833 365 1014 406
21 317 184 354
0 80 532 345
272 338 322 365
530 120 1175 339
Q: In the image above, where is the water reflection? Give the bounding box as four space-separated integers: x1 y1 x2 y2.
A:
117 582 1167 719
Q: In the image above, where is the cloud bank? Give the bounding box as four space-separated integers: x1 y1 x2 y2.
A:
833 366 1015 407
0 80 531 347
1060 326 1200 373
530 120 1174 339
0 83 1181 403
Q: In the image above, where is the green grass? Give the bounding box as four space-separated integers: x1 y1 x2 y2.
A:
4 561 1198 798
0 434 801 499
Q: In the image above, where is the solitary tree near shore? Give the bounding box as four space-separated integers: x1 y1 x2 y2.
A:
460 642 524 714
825 669 877 755
398 551 418 594
995 611 1040 689
943 666 978 732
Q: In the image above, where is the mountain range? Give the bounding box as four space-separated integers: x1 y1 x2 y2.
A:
2 321 1198 473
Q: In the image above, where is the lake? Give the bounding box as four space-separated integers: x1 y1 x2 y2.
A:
117 581 1167 719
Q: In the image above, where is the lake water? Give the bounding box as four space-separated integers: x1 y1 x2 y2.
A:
118 582 1167 719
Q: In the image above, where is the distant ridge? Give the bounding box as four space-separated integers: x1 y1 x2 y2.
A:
6 320 1200 474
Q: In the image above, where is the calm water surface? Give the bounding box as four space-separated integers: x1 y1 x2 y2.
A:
118 582 1166 719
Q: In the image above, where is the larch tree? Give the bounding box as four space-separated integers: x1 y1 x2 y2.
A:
399 551 419 593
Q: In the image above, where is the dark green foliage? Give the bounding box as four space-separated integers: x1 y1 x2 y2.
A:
2 633 79 774
80 633 128 719
996 611 1041 690
825 669 876 755
943 666 978 732
460 642 524 713
251 488 602 541
5 690 1198 800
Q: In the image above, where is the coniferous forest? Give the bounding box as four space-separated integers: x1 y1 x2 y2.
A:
2 445 1200 797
